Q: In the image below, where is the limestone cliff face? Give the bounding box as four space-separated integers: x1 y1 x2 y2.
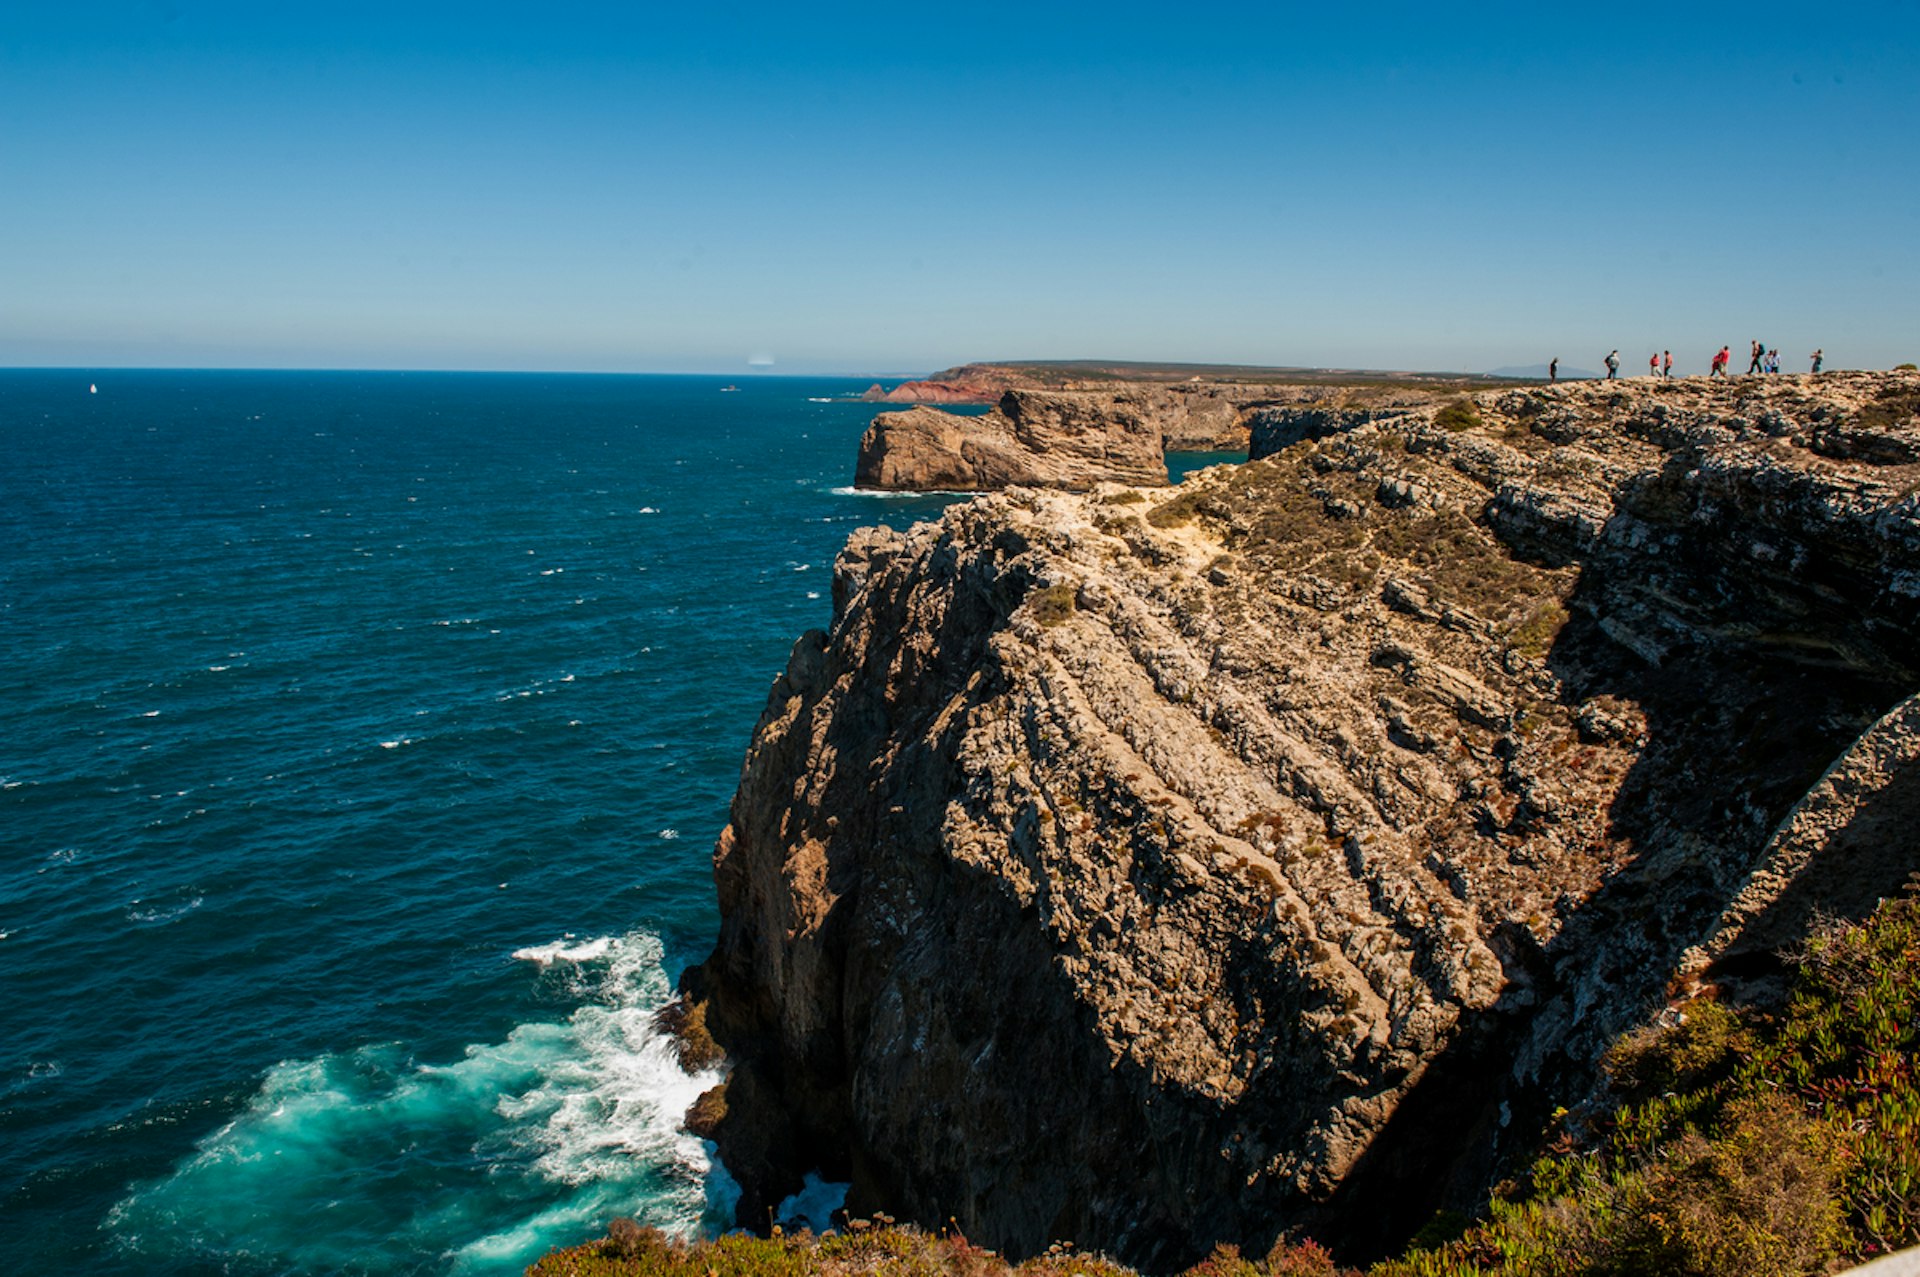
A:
854 385 1263 492
692 371 1920 1267
854 391 1172 492
1122 385 1250 452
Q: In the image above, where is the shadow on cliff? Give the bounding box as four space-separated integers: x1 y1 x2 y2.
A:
1316 553 1914 1262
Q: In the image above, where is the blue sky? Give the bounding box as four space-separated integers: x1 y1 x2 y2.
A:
3 3 1916 375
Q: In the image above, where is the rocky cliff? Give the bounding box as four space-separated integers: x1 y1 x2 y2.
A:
854 390 1173 492
687 372 1920 1268
853 382 1490 493
863 367 1019 405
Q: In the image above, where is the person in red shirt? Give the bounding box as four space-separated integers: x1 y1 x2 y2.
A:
1710 346 1730 378
1649 352 1659 376
1662 350 1673 377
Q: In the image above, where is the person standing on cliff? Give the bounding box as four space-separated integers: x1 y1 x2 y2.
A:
1605 350 1620 379
1812 348 1824 373
1711 346 1730 378
1748 340 1764 375
1663 350 1673 377
1549 358 1558 383
1649 352 1659 377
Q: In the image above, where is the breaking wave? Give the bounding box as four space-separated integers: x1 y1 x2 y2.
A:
109 930 724 1275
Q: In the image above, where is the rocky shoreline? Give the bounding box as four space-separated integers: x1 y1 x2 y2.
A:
679 371 1920 1268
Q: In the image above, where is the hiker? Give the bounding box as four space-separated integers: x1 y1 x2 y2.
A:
1549 357 1559 383
1748 340 1764 374
1663 350 1673 378
1605 350 1620 379
1649 352 1659 377
1811 348 1824 374
1767 349 1780 374
1711 346 1730 378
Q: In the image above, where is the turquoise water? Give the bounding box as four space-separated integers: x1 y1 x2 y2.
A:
0 371 962 1275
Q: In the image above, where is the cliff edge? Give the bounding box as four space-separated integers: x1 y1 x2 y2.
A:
688 372 1920 1267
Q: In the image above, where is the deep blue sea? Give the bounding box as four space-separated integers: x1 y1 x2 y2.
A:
0 370 974 1275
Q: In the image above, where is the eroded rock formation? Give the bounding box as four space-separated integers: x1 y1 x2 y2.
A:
855 382 1272 492
688 371 1920 1268
854 390 1172 492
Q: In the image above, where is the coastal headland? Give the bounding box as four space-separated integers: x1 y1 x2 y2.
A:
655 370 1919 1273
852 363 1524 491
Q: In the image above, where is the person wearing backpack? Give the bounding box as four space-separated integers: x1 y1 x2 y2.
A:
1605 350 1620 379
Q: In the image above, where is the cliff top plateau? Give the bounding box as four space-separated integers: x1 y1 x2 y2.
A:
863 361 1535 405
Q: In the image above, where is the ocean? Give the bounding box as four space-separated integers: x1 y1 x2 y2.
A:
0 370 968 1275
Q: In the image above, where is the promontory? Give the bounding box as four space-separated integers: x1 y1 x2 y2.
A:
677 370 1920 1270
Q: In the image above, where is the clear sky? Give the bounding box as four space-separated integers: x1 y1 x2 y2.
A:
4 2 1916 375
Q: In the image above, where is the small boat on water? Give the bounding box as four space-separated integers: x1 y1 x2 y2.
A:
720 384 741 392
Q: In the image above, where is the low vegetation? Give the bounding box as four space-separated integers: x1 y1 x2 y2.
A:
1029 583 1079 627
1433 400 1482 433
1378 885 1920 1276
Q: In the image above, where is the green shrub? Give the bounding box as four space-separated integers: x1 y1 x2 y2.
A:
1504 600 1568 661
1604 999 1750 1103
1433 400 1482 433
1147 490 1203 528
1029 584 1077 627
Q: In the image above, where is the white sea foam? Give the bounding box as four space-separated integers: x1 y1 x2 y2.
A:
829 485 980 497
637 506 659 514
111 928 725 1275
511 935 615 966
127 894 203 925
657 828 680 841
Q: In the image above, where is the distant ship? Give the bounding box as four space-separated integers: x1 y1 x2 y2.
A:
720 384 741 392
